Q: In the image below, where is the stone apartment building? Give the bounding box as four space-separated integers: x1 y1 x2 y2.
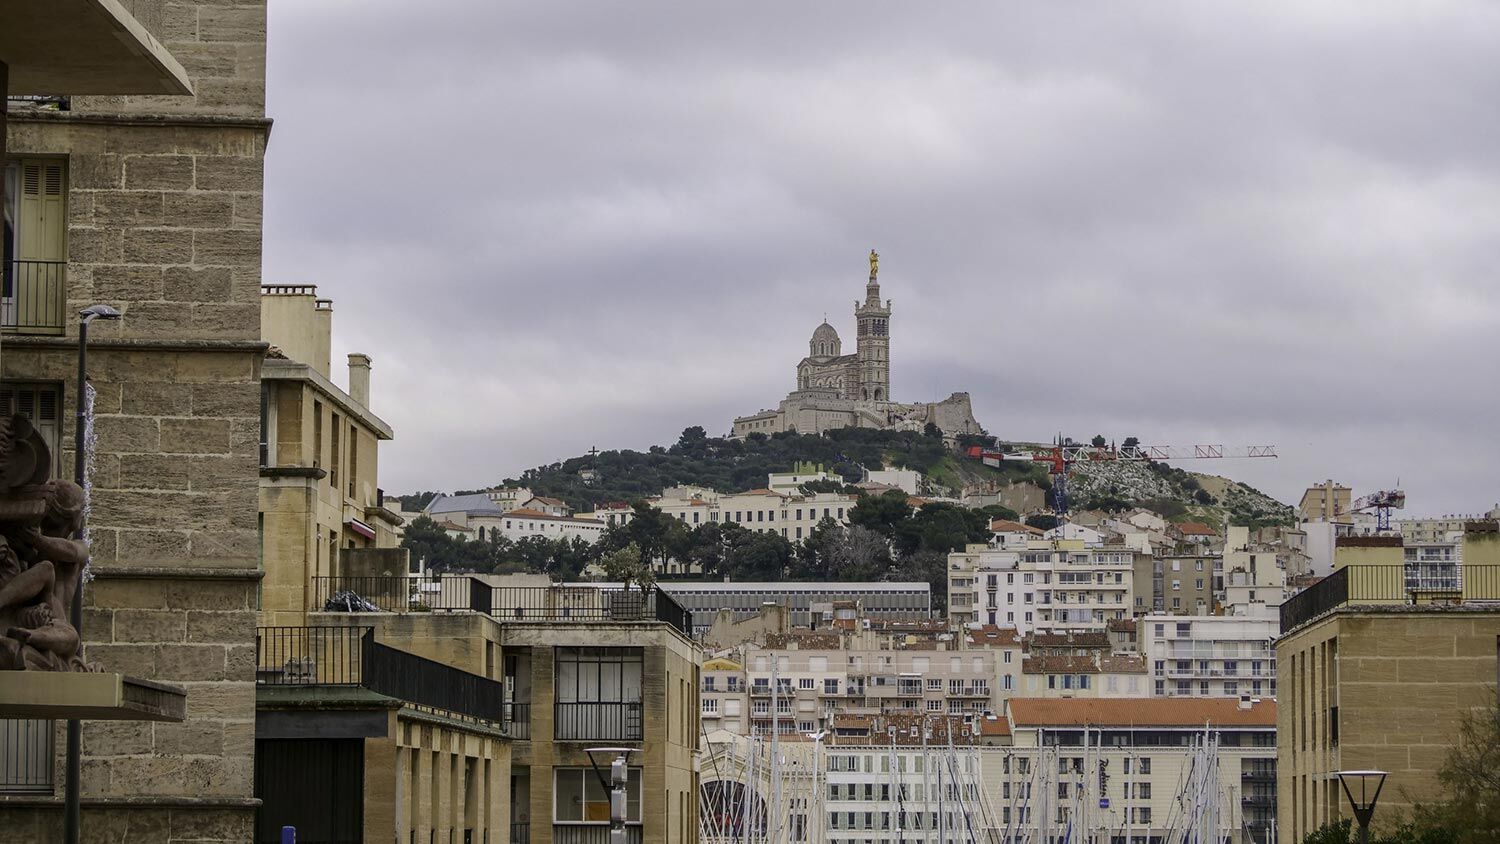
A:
2 0 268 839
258 285 404 627
1276 521 1500 840
254 572 702 844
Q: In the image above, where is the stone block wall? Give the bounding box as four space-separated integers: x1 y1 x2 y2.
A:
1 1 268 840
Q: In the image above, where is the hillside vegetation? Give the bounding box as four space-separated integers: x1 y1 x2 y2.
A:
404 426 1047 513
397 426 1289 529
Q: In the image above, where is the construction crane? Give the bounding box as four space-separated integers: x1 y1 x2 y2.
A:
1352 488 1406 532
964 440 1279 516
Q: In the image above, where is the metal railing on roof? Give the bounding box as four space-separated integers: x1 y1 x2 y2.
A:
311 575 693 637
1280 564 1500 633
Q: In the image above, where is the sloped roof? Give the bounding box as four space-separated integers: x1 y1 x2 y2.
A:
966 625 1022 647
528 496 568 507
1176 522 1219 536
1008 697 1277 728
425 492 504 516
991 519 1044 534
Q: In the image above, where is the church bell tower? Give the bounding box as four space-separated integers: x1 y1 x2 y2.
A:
855 250 891 402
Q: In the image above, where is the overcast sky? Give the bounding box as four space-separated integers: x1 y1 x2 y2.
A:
262 2 1500 517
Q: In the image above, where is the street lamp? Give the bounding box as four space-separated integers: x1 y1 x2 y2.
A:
1336 770 1388 844
64 303 121 844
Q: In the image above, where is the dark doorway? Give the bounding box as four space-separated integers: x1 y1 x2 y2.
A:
255 738 365 843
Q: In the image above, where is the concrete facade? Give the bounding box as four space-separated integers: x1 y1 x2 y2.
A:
1276 608 1500 841
1 1 269 839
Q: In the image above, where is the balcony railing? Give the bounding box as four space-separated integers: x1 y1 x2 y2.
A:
255 626 509 726
1282 564 1500 633
504 702 531 740
511 821 530 844
553 825 643 844
553 701 643 742
1 260 65 334
313 576 693 637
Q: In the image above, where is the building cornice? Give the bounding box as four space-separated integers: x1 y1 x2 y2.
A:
7 110 273 136
262 358 394 440
261 466 327 480
2 336 268 354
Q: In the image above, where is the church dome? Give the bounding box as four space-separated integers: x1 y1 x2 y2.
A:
809 322 842 359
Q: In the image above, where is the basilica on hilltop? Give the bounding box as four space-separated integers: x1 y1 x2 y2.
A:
732 252 982 438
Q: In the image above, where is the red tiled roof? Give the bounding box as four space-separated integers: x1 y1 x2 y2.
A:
966 625 1022 647
979 716 1011 737
1008 697 1277 728
991 519 1043 535
1176 522 1218 536
530 496 568 507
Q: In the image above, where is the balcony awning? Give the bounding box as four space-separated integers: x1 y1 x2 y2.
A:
346 518 376 541
2 0 193 95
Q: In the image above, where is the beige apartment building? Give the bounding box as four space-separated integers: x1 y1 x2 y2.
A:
259 286 404 626
255 574 702 844
1299 480 1353 524
1 1 268 839
1276 521 1500 840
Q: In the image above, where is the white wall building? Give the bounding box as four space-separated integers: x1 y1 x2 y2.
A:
1139 614 1279 699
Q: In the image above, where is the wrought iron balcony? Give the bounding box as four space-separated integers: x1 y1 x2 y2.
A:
255 626 510 727
1 260 66 335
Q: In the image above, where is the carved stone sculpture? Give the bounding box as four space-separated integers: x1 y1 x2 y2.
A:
0 415 95 671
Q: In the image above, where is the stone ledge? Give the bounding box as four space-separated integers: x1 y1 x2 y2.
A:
91 566 262 581
0 672 185 721
260 466 326 480
0 336 269 354
7 111 272 132
0 795 260 808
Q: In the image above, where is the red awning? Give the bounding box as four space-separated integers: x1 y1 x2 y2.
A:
345 519 376 540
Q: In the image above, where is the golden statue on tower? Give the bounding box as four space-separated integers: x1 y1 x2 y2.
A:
869 249 879 280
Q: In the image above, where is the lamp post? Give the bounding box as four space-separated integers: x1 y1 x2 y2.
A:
64 304 121 844
1336 770 1388 844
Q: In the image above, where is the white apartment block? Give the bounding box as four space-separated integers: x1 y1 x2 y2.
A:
586 477 860 542
948 541 1136 636
700 698 1277 844
704 646 1003 737
1140 614 1279 699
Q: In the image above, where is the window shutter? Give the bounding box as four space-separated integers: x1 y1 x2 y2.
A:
0 384 62 461
17 161 66 262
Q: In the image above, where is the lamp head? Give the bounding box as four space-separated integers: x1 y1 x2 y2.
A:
79 304 121 324
1336 770 1387 823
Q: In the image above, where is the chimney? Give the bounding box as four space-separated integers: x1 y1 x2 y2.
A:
348 353 372 407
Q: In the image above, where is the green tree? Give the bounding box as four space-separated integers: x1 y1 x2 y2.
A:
1025 514 1060 531
1122 436 1140 450
400 515 456 570
849 490 914 538
600 543 655 594
896 503 990 556
1091 434 1107 448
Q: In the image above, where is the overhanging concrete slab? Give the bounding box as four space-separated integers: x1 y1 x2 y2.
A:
1 0 193 95
0 672 187 721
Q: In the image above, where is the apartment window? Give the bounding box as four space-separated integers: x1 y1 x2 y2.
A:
927 678 941 690
1137 782 1152 799
329 412 341 489
1171 579 1181 591
701 698 718 714
1172 598 1181 609
1199 681 1209 695
554 647 643 741
0 719 53 794
703 677 716 692
554 767 641 823
824 679 838 694
1154 680 1165 695
0 385 61 471
1134 808 1152 824
1195 579 1204 590
1195 560 1204 571
1176 680 1190 695
1225 681 1238 696
1176 622 1190 636
798 678 814 690
1138 757 1151 774
312 401 323 467
2 158 67 334
1003 651 1012 664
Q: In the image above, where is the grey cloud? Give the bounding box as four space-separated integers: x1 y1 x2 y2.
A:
263 1 1500 514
